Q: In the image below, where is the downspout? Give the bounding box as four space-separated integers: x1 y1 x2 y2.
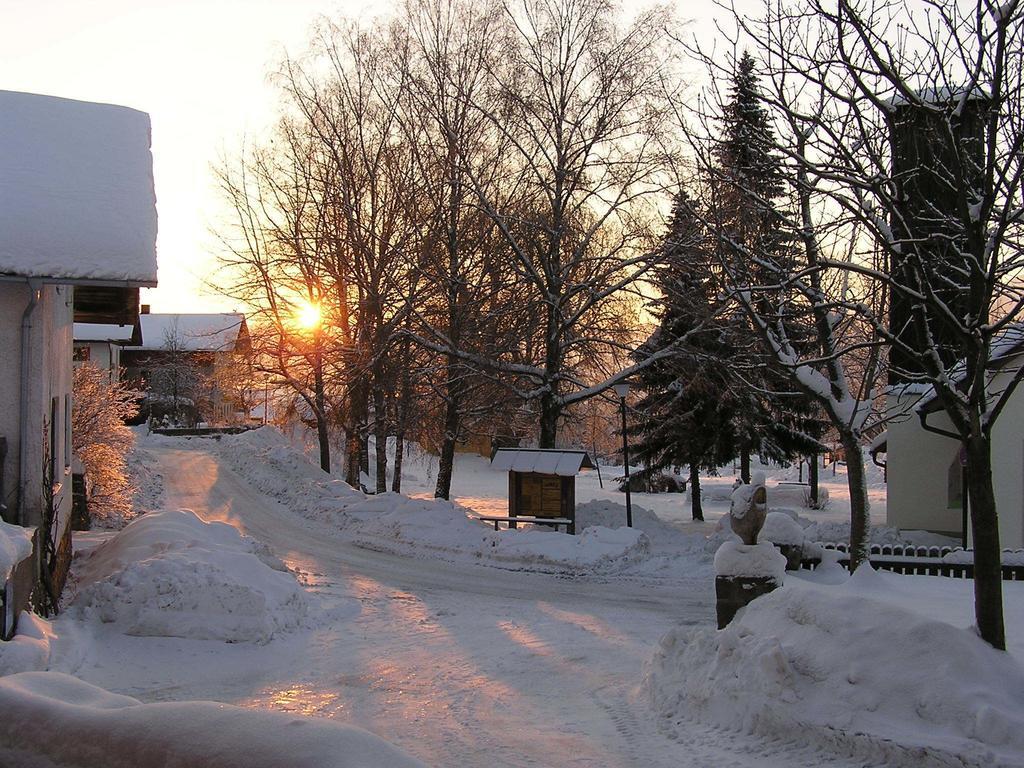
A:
18 279 43 527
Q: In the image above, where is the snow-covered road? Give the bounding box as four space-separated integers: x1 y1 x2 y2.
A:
66 444 883 767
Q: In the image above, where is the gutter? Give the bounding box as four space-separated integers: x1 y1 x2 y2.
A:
917 408 961 440
18 279 43 526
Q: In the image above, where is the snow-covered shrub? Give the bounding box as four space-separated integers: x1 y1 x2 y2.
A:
72 363 140 527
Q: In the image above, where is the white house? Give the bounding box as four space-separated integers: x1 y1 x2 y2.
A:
0 90 158 609
73 322 140 382
882 328 1024 549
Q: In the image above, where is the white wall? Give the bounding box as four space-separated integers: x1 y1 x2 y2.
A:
990 367 1024 549
887 382 1024 549
0 281 73 532
0 283 24 519
886 393 962 536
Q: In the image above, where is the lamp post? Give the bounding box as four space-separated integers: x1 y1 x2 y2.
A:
612 381 632 528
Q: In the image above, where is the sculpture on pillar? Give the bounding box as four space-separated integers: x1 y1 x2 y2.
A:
728 471 767 545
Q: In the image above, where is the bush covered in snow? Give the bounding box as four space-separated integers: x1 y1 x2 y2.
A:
644 568 1024 766
70 509 307 643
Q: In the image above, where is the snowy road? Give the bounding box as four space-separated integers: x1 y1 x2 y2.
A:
65 444 884 767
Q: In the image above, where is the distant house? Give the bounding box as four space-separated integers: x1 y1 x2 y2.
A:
0 89 158 616
122 312 251 425
881 327 1024 549
73 321 141 382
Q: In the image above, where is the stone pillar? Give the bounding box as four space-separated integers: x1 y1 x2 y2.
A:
714 540 787 629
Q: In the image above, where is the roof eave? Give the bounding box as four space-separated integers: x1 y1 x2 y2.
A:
0 273 157 289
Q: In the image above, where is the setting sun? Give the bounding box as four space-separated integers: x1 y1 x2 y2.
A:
295 301 321 330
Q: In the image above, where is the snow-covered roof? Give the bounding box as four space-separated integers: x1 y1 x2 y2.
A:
73 323 137 343
0 90 158 285
490 448 595 476
131 313 246 352
916 323 1024 413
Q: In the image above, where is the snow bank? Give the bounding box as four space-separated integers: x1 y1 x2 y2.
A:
645 568 1024 766
0 613 56 676
71 509 307 643
0 521 34 581
207 428 654 574
0 672 424 768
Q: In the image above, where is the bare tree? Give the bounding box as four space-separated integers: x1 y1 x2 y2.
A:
414 0 680 448
214 127 338 472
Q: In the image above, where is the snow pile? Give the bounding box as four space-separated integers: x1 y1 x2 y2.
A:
769 483 829 509
346 494 651 572
0 613 56 677
713 541 786 580
760 511 806 546
575 499 695 551
0 672 425 768
211 427 362 523
0 520 34 580
645 567 1024 766
208 428 654 574
70 509 307 643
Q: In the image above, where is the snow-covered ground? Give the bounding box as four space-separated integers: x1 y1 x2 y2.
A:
1 427 1021 767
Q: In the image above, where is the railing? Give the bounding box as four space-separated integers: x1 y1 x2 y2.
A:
800 542 1024 581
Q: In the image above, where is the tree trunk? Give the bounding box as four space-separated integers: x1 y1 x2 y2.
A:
392 437 404 494
434 358 462 500
809 453 819 507
739 444 751 484
966 433 1006 650
841 432 870 571
315 413 331 475
345 429 361 489
344 378 367 490
539 392 559 449
435 399 460 500
689 464 703 521
373 380 388 495
313 339 330 474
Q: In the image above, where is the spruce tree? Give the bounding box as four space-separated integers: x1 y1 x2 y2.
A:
713 50 822 476
632 190 737 521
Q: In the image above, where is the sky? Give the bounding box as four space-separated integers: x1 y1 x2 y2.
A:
2 0 726 313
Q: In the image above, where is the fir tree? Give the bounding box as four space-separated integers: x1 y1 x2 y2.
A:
712 50 823 476
631 190 737 521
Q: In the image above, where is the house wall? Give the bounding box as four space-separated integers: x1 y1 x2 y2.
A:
73 341 120 381
0 283 24 520
887 383 1024 548
0 281 73 538
990 368 1024 549
885 393 962 536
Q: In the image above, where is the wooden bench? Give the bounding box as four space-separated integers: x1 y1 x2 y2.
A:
474 515 575 534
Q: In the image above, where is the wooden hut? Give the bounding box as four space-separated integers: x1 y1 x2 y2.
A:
489 448 595 534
